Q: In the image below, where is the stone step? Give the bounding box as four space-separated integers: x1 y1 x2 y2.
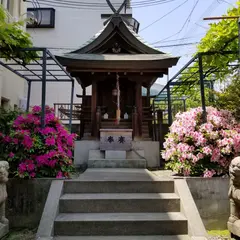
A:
101 123 131 126
63 180 175 194
54 212 188 236
89 150 145 160
88 159 147 168
59 193 180 213
54 235 191 240
101 126 132 129
141 138 152 141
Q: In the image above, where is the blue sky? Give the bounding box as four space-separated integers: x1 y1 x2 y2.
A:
133 0 237 84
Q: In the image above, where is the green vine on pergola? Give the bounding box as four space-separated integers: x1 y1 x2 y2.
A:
0 5 38 65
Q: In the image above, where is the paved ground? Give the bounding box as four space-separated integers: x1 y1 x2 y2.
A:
2 229 36 240
2 230 231 240
209 237 231 240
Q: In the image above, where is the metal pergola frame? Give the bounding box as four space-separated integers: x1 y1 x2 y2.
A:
0 48 75 132
153 51 239 125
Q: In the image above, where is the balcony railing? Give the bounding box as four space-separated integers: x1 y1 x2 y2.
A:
124 17 140 33
54 103 82 121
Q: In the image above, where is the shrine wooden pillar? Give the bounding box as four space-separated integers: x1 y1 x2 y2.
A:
91 79 97 137
80 85 86 139
82 87 86 103
135 81 142 137
147 86 150 107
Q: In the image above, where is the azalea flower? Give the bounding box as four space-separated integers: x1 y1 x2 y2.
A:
1 106 77 179
163 107 240 177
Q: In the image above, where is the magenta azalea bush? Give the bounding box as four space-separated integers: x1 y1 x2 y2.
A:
162 107 240 177
0 106 77 179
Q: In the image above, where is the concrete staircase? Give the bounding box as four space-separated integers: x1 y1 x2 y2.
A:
36 169 208 240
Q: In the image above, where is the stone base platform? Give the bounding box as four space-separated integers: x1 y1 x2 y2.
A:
88 150 146 168
0 223 9 238
74 140 160 168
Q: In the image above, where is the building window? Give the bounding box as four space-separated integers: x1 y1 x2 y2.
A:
26 8 55 28
0 0 10 11
1 97 9 110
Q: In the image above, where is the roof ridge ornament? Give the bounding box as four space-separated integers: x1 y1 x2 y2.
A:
106 0 127 15
103 0 127 26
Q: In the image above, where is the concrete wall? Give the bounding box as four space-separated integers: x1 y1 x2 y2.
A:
0 1 27 109
74 140 160 168
6 177 230 230
133 141 160 168
74 140 100 168
26 0 132 108
1 0 26 19
0 67 25 108
6 178 52 229
186 177 229 230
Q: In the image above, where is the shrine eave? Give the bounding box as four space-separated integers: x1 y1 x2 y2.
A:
56 53 179 72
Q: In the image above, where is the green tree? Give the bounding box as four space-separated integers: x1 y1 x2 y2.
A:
174 1 240 110
215 77 240 120
196 1 239 80
0 5 37 64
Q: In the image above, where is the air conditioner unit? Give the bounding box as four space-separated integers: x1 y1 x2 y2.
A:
19 98 27 111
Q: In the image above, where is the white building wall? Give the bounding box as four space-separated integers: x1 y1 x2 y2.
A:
0 0 27 109
27 0 132 107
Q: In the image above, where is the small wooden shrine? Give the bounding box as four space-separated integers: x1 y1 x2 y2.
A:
56 14 179 141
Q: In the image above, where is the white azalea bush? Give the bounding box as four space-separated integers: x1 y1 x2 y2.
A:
162 107 240 177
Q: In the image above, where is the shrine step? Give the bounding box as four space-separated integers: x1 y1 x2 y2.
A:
89 150 145 160
88 158 146 168
63 179 175 194
53 235 191 240
59 193 180 213
54 212 188 236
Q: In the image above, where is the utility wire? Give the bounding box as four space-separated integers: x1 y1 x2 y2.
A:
217 0 235 7
172 0 220 55
155 42 199 48
37 0 176 8
173 0 200 54
36 1 175 9
150 0 219 55
159 0 200 43
151 33 204 44
36 1 176 10
139 0 188 32
48 0 176 6
38 0 171 6
175 0 219 46
39 41 199 50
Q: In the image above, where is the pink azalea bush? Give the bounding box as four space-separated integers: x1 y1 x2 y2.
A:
0 106 77 179
162 107 240 177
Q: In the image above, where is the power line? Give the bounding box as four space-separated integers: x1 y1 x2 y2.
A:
217 0 235 7
38 0 174 6
155 42 199 48
37 41 199 50
139 0 188 32
159 0 200 43
151 33 204 45
172 0 220 54
36 0 176 9
176 0 219 43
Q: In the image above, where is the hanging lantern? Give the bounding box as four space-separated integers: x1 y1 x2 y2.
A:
112 88 118 96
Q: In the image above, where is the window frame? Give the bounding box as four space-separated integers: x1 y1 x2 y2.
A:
26 7 55 29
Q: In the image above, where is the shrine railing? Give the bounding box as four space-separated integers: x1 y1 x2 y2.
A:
54 103 82 121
